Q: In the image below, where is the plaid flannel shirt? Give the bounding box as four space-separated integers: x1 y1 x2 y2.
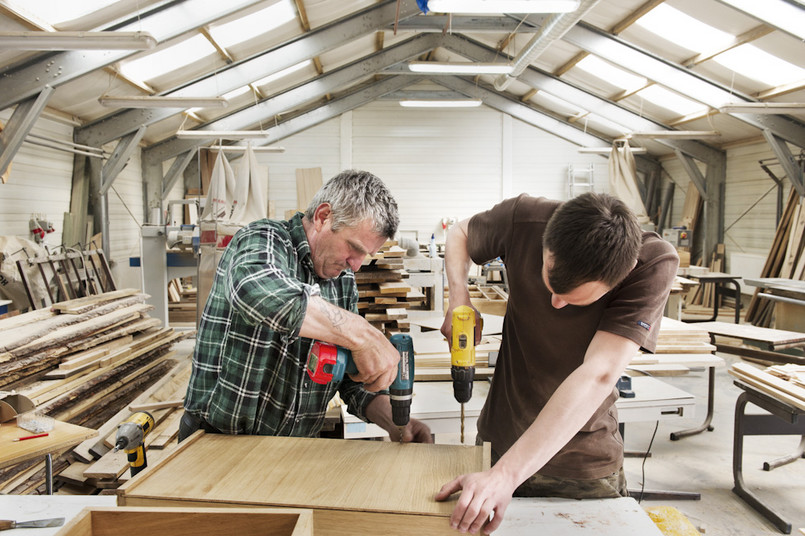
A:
184 213 379 435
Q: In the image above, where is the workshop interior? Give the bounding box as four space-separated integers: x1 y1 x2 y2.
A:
0 0 804 535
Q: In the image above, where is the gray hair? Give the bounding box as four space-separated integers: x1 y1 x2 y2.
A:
304 169 399 239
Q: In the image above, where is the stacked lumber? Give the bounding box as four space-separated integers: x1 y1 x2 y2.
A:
57 360 192 492
746 189 805 327
412 333 500 381
357 242 425 335
445 284 508 316
0 289 190 494
631 317 715 365
168 277 197 324
729 362 805 411
685 244 726 312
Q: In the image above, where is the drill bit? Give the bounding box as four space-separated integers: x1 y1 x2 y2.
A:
398 426 404 443
460 403 465 443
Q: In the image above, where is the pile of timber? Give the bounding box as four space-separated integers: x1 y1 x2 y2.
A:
745 189 805 327
632 317 715 366
445 284 508 316
729 362 805 411
684 244 729 314
168 277 197 324
357 242 425 335
0 289 190 494
412 333 500 381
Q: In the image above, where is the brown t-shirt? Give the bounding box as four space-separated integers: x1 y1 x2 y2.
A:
468 194 679 480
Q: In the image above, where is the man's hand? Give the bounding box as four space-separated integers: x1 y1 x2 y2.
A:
349 329 401 391
440 303 484 352
388 418 433 443
435 468 517 534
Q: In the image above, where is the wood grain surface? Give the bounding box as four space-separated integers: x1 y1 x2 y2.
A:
121 435 489 517
0 420 96 469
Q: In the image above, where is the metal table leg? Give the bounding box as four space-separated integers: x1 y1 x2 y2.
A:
732 387 805 534
45 453 53 495
763 435 805 471
670 366 715 440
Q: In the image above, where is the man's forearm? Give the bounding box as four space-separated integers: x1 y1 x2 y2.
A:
444 220 474 305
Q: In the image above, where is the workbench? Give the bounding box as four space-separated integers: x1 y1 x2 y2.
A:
342 377 696 442
0 494 116 535
745 277 805 332
684 271 743 324
0 419 97 494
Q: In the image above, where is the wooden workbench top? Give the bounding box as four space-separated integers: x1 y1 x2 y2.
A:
0 419 97 469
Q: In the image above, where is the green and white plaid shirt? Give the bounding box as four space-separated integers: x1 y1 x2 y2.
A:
184 213 379 435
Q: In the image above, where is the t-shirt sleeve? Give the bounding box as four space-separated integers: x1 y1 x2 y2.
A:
467 195 524 265
597 237 679 352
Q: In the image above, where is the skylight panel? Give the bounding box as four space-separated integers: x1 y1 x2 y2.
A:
7 0 111 26
535 91 586 116
222 86 253 100
208 0 296 49
718 0 805 41
575 56 646 93
635 85 707 116
252 60 312 87
120 34 217 82
634 4 734 54
581 114 631 136
713 44 805 87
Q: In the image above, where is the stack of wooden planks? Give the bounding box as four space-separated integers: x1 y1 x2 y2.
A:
685 244 727 314
168 277 197 324
730 362 805 411
357 242 425 334
0 289 190 494
445 284 508 316
745 189 805 327
631 317 716 370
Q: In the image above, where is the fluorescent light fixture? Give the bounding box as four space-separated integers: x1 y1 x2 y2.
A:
207 145 286 153
0 31 157 50
408 61 513 74
99 96 228 108
176 130 271 139
578 147 647 154
719 103 805 114
629 130 721 139
399 99 483 108
427 0 580 13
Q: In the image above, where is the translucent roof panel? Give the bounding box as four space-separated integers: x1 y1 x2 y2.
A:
713 44 805 87
207 0 296 49
574 55 646 93
635 85 708 116
6 0 111 26
252 60 312 88
718 0 805 41
120 34 217 83
633 3 734 54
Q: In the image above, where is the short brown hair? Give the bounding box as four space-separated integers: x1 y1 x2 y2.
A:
543 193 642 294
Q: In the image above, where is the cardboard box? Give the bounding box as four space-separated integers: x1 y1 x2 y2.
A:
55 507 312 536
0 393 34 423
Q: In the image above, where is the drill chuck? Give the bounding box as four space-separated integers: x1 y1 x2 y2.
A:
451 366 475 404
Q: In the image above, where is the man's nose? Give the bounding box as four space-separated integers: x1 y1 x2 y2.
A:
348 256 363 272
551 294 568 309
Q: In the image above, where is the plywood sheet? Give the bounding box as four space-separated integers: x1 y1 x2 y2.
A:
121 435 489 517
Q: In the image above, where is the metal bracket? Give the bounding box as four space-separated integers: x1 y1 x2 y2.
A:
763 129 805 197
674 149 709 201
0 86 54 178
100 125 146 195
162 150 196 200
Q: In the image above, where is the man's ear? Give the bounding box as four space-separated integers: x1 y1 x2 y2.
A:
312 203 332 231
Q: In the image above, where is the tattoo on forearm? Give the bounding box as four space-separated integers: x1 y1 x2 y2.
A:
319 300 346 332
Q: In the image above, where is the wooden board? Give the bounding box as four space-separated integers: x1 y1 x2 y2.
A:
0 420 97 470
729 362 805 411
695 321 805 350
120 434 489 518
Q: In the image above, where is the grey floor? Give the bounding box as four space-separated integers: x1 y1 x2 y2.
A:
621 351 805 535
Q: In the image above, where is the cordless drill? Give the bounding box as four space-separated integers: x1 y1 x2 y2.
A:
451 305 477 443
114 411 155 477
306 334 415 440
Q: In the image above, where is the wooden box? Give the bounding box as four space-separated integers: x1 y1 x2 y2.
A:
119 433 491 536
55 506 312 536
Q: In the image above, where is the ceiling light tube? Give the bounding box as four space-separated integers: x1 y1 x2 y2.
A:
408 61 514 74
628 130 721 139
206 145 286 153
399 99 483 108
719 103 805 114
426 0 580 13
99 96 228 108
176 130 271 139
578 147 647 154
0 31 157 50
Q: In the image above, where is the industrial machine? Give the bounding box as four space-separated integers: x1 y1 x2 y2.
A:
114 411 155 477
306 334 414 440
450 305 477 443
662 227 691 249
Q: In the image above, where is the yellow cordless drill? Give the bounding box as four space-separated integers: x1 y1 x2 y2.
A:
451 305 477 444
114 411 155 477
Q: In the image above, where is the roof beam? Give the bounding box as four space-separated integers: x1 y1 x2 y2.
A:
432 75 611 149
395 15 541 33
100 125 146 195
162 150 196 200
0 0 266 112
440 34 724 163
0 85 53 178
560 21 805 149
77 0 423 147
144 33 439 162
763 129 805 197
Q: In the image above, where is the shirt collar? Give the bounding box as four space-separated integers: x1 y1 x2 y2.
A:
287 212 313 267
